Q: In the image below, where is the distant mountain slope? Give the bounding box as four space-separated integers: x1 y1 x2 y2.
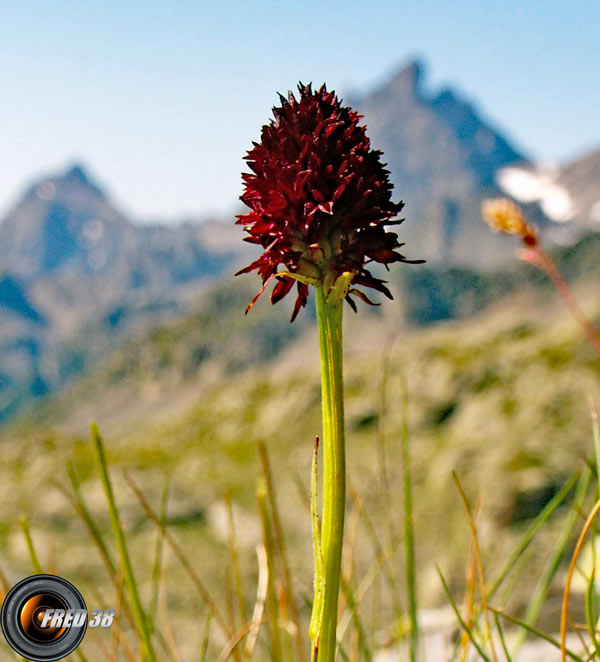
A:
350 60 530 266
10 228 598 436
0 164 253 421
0 275 45 324
0 164 244 287
0 165 129 280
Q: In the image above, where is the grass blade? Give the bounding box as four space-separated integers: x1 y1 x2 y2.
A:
400 371 419 662
258 439 305 661
339 576 372 662
225 490 247 633
90 422 156 662
122 469 231 639
149 476 170 632
438 567 493 662
489 606 586 662
452 472 498 662
198 612 212 662
245 544 268 660
66 462 117 576
19 517 42 574
257 478 282 662
488 471 579 599
585 568 600 657
492 611 513 662
513 468 591 654
561 496 600 662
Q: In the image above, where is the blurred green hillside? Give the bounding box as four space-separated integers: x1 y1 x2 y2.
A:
12 231 600 433
1 233 599 655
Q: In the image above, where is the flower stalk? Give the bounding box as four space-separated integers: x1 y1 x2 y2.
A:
312 285 346 661
483 197 600 360
237 83 422 661
523 245 600 359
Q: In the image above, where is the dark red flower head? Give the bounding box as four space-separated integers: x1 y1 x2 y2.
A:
236 83 422 321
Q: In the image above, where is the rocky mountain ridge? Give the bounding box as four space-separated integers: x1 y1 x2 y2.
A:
0 164 251 420
350 60 529 266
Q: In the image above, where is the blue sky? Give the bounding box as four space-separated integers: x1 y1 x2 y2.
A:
1 1 598 221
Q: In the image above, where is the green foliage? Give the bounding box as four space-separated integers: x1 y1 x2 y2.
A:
1 230 599 660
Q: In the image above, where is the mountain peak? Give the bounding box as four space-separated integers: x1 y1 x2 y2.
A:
55 162 104 197
63 163 91 183
21 163 106 205
353 59 528 266
0 163 126 279
388 59 425 93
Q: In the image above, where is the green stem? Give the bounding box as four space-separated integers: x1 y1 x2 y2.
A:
90 423 156 662
400 371 419 662
19 517 43 574
313 285 346 662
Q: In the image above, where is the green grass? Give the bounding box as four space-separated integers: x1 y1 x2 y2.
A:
0 258 599 659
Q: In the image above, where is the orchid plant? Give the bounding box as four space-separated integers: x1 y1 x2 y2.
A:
237 83 422 662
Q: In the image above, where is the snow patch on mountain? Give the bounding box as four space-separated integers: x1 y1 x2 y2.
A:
497 165 575 222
